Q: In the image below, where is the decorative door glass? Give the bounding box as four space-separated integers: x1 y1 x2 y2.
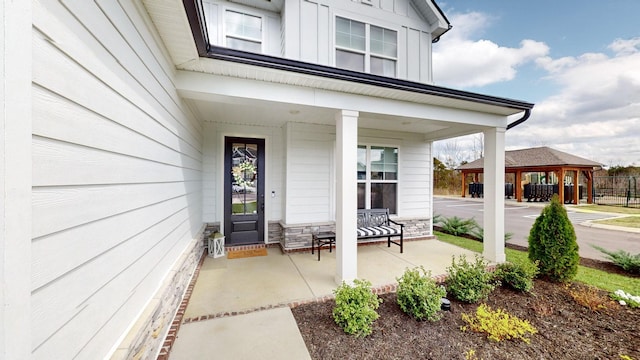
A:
231 142 259 215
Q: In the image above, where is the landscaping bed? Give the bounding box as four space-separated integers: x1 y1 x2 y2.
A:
292 279 640 359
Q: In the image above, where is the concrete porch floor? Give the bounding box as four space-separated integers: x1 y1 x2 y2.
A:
168 239 478 359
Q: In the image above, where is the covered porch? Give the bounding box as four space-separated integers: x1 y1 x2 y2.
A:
166 1 536 285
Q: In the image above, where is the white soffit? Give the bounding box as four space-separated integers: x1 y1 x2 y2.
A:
179 57 524 117
142 0 199 66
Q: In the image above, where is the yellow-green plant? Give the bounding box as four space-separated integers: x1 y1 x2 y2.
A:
332 279 382 337
464 349 481 360
461 303 537 343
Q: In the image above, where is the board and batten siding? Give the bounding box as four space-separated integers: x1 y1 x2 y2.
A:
202 0 283 57
294 0 435 83
32 1 202 359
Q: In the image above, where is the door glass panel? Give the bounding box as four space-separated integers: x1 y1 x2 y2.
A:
231 143 258 214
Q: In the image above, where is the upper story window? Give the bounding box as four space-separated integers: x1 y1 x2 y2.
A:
225 10 262 52
336 17 397 77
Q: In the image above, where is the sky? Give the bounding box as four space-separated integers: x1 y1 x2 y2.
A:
431 1 640 167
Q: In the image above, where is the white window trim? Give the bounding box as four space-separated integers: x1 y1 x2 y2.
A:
223 7 264 52
334 15 398 76
358 144 399 212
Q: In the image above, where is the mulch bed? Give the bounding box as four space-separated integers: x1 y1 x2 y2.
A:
292 279 640 359
292 244 640 360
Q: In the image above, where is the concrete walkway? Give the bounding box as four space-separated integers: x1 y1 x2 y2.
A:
168 239 477 359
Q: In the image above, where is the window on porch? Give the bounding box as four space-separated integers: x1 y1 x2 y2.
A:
357 145 398 214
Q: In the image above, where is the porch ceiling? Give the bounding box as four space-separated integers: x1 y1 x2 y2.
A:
186 96 456 135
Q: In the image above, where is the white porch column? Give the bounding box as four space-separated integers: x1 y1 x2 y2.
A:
335 110 359 284
1 0 32 358
483 127 506 263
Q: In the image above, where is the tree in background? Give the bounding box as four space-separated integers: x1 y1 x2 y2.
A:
528 194 579 282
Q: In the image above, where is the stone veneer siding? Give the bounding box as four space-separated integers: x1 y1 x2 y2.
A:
203 222 282 247
111 228 205 360
203 218 432 252
277 217 432 251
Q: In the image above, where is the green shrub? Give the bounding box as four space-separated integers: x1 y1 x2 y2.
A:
439 216 480 237
528 194 579 282
592 245 640 274
446 255 497 303
396 266 446 321
468 227 514 243
494 260 539 292
332 279 382 337
461 303 537 343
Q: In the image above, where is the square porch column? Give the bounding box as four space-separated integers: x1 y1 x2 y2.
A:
483 127 506 263
1 0 32 357
335 110 359 284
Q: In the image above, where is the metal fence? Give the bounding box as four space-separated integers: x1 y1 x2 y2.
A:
594 176 640 208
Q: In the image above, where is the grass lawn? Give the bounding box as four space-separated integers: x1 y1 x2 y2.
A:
593 216 640 228
435 231 640 296
578 204 640 215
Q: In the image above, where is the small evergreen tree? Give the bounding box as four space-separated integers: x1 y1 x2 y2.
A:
528 194 579 282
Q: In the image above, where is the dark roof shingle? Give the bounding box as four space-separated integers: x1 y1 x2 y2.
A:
457 146 603 170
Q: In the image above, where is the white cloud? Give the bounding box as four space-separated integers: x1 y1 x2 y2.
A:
509 39 640 166
608 37 640 56
433 9 640 166
432 12 548 87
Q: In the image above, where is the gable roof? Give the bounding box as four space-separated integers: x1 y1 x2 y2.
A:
457 146 603 171
413 0 452 42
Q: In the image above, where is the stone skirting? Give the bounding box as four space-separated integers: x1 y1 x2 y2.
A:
203 222 282 246
203 217 432 252
277 217 433 251
110 229 205 360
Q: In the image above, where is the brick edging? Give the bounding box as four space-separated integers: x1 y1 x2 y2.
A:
158 251 497 358
178 272 452 324
157 250 207 360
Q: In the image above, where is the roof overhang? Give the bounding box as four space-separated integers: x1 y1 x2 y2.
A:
411 0 452 42
142 0 533 138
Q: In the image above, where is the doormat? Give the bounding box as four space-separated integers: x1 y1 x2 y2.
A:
227 248 268 259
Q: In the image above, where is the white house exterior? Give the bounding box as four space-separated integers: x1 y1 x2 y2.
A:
0 0 533 359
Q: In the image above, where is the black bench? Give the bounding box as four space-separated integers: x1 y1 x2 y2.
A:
357 208 404 253
311 209 404 260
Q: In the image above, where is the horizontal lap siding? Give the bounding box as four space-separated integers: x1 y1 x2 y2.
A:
32 1 202 359
286 123 333 223
399 140 431 217
360 129 430 217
